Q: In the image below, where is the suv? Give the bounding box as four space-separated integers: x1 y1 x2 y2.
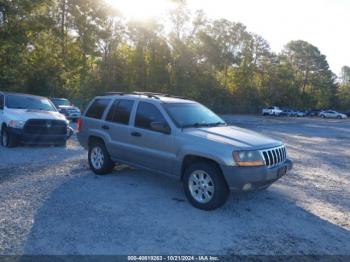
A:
0 92 69 147
77 92 293 210
51 98 81 122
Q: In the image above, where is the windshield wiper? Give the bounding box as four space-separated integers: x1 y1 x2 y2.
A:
182 123 209 128
182 122 226 128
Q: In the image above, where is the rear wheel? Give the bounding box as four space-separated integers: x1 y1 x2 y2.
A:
1 127 18 148
337 115 341 119
88 140 114 175
183 162 229 210
321 115 325 118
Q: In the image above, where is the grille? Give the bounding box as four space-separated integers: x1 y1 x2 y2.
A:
260 146 287 167
24 119 67 135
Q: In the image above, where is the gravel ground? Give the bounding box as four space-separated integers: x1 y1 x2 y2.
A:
0 117 349 255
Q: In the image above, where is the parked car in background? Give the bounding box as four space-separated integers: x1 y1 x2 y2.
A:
306 109 321 117
319 110 347 119
280 109 297 117
77 92 293 210
295 111 306 117
262 106 282 116
51 98 81 122
0 92 70 147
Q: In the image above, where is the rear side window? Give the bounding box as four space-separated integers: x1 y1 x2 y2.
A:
106 99 134 125
85 99 110 119
0 94 3 109
135 102 166 130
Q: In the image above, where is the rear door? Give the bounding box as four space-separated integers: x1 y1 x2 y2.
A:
102 99 135 161
80 98 111 147
128 101 176 174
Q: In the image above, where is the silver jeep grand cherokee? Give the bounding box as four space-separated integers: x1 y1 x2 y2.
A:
77 92 293 210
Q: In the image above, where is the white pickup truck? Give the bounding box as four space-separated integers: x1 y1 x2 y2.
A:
0 92 70 147
262 106 282 116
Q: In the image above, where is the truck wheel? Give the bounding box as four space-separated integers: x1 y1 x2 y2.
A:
1 127 18 148
88 140 114 175
183 162 229 210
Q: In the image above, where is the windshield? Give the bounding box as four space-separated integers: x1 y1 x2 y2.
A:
52 98 71 106
164 103 226 128
6 95 57 112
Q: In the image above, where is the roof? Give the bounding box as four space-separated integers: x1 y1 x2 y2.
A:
101 92 195 104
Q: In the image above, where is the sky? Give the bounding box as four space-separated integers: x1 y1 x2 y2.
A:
105 0 350 76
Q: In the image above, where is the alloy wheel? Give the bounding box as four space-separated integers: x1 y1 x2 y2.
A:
91 146 104 170
188 170 215 204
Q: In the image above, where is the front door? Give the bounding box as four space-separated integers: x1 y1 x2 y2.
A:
128 101 176 174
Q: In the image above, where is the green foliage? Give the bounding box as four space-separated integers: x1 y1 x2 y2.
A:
0 0 348 112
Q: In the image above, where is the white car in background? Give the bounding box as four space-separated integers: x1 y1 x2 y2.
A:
319 110 347 119
262 106 283 116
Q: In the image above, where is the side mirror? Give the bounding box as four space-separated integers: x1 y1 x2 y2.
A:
150 122 171 134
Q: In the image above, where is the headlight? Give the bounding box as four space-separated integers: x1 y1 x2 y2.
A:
8 120 26 129
233 150 265 167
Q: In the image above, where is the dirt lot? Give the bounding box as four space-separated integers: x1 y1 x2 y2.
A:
0 116 349 255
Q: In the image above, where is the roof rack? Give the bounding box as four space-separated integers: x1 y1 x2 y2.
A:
133 92 189 100
103 91 189 100
104 92 127 96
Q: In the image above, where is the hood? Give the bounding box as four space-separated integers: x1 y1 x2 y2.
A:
6 108 68 122
184 125 282 150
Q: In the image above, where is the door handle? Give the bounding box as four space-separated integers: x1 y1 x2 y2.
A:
131 131 142 137
102 125 110 130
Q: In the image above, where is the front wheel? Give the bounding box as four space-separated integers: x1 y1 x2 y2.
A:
1 127 18 148
183 162 229 210
88 141 114 175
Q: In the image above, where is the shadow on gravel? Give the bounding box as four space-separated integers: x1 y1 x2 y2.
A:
23 167 350 255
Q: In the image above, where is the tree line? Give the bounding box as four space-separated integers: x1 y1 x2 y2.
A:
0 0 349 113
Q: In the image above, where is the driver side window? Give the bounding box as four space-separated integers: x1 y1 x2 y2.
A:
135 102 168 132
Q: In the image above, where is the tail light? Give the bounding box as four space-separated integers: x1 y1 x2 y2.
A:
77 118 83 133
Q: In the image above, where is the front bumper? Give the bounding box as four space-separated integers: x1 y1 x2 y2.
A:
8 127 68 145
221 159 293 191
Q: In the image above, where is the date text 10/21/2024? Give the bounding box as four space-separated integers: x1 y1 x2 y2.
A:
127 256 220 261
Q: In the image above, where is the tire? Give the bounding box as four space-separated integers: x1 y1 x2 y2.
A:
88 140 114 175
337 115 341 119
321 115 325 118
1 127 18 148
183 162 229 210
